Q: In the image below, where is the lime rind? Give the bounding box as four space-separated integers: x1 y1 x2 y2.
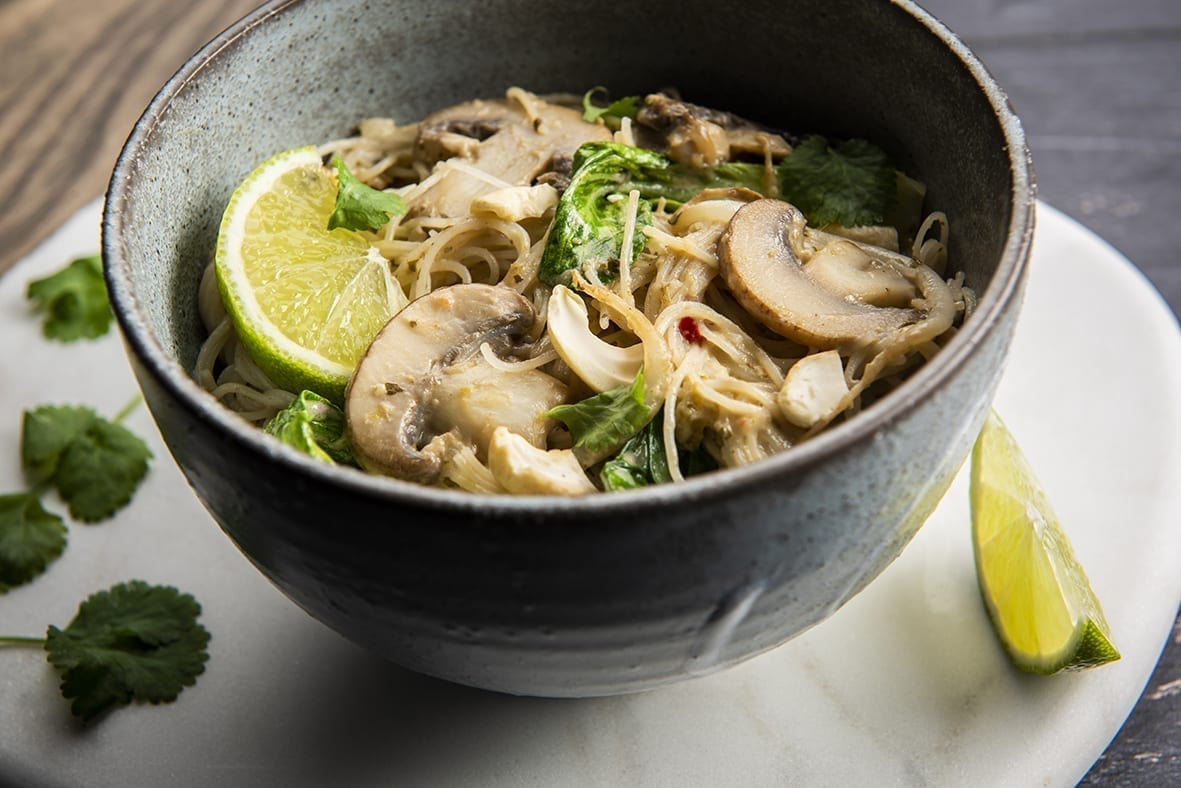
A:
970 410 1120 675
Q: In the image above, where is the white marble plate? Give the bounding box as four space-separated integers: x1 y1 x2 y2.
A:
1 201 1178 787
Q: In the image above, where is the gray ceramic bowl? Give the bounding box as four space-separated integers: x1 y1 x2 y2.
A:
103 0 1034 696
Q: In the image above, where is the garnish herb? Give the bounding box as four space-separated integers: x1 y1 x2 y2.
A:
547 369 651 465
778 135 897 228
4 269 204 724
328 157 408 232
26 255 113 342
2 398 153 591
581 87 641 129
0 581 211 723
22 401 153 523
0 493 66 592
265 390 356 465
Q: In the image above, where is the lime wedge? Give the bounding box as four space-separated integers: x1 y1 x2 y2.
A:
215 146 407 403
970 410 1120 674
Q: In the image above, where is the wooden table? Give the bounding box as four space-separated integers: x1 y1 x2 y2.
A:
1 0 1177 783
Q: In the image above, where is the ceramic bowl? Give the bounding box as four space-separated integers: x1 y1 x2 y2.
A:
103 0 1034 696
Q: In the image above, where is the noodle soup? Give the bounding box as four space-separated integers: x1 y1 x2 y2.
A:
199 88 972 495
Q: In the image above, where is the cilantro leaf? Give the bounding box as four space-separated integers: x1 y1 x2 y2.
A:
55 419 153 522
21 405 98 485
0 492 67 592
328 157 407 231
265 390 355 465
26 255 113 342
582 87 641 128
21 405 153 522
778 136 897 227
547 370 650 465
44 581 210 723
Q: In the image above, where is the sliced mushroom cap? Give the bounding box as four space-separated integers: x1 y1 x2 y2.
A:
345 284 564 483
634 94 791 167
431 357 566 454
414 97 610 204
718 199 918 349
803 239 918 309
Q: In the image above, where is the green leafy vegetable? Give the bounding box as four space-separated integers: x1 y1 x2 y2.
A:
600 416 721 491
265 390 355 465
38 581 211 723
547 369 651 465
26 255 113 342
582 87 641 128
539 142 767 286
21 403 152 522
328 157 408 232
601 418 671 490
0 493 67 591
778 135 896 228
539 143 664 286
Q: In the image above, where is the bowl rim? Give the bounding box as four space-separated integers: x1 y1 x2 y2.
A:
102 0 1036 519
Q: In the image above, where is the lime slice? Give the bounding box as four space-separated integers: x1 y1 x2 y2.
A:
970 410 1120 674
215 146 407 403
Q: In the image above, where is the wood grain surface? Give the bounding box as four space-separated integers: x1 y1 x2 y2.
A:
0 0 259 273
1 0 1178 783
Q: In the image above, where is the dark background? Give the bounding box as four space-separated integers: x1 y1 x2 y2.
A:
0 0 1177 782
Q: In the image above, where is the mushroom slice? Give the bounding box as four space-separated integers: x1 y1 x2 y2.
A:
432 357 566 455
345 284 563 483
718 199 918 349
415 97 610 191
634 94 791 167
488 427 596 496
547 284 644 393
804 239 917 309
778 350 850 429
818 223 901 252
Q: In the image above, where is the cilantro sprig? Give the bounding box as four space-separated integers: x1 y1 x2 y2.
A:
581 87 641 130
0 493 66 592
1 398 152 591
26 255 113 341
0 581 210 723
23 400 153 522
328 157 408 232
4 256 207 725
779 135 897 228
